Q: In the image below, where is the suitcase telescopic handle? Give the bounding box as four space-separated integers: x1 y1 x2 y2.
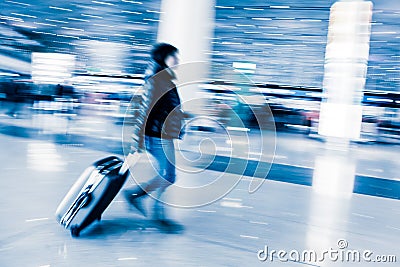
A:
119 152 141 176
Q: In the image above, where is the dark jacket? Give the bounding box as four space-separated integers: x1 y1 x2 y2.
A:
144 61 184 139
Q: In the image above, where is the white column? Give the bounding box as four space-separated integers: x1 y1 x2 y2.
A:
318 0 373 149
157 0 215 114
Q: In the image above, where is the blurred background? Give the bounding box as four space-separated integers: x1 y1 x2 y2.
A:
1 1 399 266
0 0 399 143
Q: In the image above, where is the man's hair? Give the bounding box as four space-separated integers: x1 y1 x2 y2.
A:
150 43 178 67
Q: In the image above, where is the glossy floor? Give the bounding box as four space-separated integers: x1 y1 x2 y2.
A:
0 134 399 266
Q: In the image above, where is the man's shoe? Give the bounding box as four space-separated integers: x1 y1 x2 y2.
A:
153 218 184 233
124 191 147 217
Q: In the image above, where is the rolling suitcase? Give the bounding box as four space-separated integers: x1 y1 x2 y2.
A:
55 155 135 237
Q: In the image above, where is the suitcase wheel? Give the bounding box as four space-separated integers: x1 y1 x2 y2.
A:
71 225 80 237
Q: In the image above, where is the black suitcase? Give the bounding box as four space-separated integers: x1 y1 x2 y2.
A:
55 156 129 237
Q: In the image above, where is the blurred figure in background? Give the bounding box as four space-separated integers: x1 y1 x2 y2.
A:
124 43 184 228
5 82 23 118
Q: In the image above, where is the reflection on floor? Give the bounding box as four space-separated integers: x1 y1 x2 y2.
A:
0 103 399 266
0 106 399 200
